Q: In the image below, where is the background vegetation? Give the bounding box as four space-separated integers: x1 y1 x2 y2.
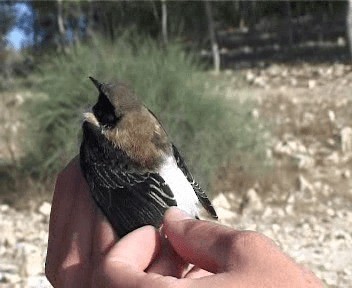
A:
22 36 266 193
1 0 351 200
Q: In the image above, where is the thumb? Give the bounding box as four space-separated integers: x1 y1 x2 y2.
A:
94 225 161 287
163 207 238 273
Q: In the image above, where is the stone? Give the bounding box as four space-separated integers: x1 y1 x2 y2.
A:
212 193 232 210
342 169 351 179
216 207 237 223
242 189 263 212
0 222 16 247
262 207 273 218
18 243 43 277
326 208 335 217
341 127 352 154
297 174 314 194
296 154 315 170
26 275 52 288
308 79 316 89
38 202 51 217
328 110 335 123
0 205 10 212
285 204 294 215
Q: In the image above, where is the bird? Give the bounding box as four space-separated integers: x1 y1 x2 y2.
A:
80 77 218 238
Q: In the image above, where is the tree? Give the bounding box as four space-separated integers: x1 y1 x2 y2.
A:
347 0 352 61
204 1 220 73
161 0 168 46
0 2 16 80
0 2 16 48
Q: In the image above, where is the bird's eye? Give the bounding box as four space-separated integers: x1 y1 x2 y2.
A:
101 113 118 127
93 93 119 128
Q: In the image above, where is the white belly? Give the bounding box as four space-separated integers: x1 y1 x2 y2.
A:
159 156 199 217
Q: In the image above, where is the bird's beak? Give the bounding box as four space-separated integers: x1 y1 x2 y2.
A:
89 76 102 91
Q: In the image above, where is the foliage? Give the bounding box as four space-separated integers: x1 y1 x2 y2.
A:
11 1 347 51
23 36 267 192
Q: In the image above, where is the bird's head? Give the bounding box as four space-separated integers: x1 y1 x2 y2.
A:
85 77 140 129
83 77 172 168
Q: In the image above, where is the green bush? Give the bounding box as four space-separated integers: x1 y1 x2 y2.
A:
24 36 267 193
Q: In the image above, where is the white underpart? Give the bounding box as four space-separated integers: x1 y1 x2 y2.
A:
159 156 199 217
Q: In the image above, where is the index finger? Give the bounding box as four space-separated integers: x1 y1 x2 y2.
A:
163 207 246 273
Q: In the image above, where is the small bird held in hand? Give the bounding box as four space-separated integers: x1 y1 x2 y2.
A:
80 77 217 237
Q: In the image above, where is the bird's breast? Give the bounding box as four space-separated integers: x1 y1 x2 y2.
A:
158 156 199 217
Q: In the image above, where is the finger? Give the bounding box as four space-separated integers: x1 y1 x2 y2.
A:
96 226 180 287
46 158 82 284
46 158 98 287
163 207 240 273
146 233 187 277
56 165 97 287
106 225 160 270
184 266 213 279
59 165 95 266
92 207 118 264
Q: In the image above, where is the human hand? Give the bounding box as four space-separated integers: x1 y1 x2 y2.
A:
96 208 323 288
46 158 323 288
45 157 118 287
45 158 189 287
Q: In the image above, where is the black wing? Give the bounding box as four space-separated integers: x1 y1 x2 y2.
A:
80 122 176 237
86 162 176 237
172 144 218 219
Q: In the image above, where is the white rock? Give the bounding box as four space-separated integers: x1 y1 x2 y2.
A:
308 79 316 89
216 207 237 223
341 127 352 154
2 273 21 284
18 243 43 277
325 151 340 164
285 204 294 215
295 154 315 170
328 110 336 123
272 223 280 234
0 222 16 247
38 202 51 217
262 207 273 218
242 189 263 212
342 169 351 179
326 208 335 217
246 71 255 82
0 204 10 212
26 275 52 288
297 175 314 194
212 193 232 210
15 93 24 105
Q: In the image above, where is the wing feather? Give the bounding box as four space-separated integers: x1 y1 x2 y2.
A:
83 160 176 237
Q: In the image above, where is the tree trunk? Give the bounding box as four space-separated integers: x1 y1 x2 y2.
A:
284 0 293 49
347 0 352 61
56 0 67 52
161 0 168 46
204 1 220 73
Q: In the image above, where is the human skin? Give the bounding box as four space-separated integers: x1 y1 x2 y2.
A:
45 159 323 288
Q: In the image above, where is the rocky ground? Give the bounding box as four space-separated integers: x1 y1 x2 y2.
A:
1 63 352 287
